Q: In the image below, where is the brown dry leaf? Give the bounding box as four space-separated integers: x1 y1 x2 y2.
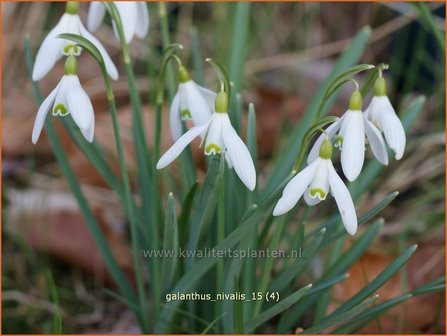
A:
330 239 445 333
6 188 134 287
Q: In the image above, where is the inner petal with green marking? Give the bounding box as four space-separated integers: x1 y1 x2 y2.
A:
334 135 343 149
205 143 222 155
63 43 82 57
310 188 326 200
53 103 69 116
180 108 192 120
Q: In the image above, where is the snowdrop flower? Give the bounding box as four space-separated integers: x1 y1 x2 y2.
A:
32 55 95 144
32 1 118 82
274 138 357 235
169 65 215 140
308 90 388 182
364 76 406 160
157 91 256 191
87 2 149 43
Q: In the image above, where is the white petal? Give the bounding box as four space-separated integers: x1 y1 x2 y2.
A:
169 92 183 141
32 83 60 144
364 116 388 165
53 75 71 115
309 159 329 200
66 76 94 131
184 81 213 126
80 114 95 143
204 114 225 155
273 158 320 216
378 97 406 160
225 152 234 169
328 160 357 235
340 111 365 182
32 15 68 81
78 20 119 80
114 2 138 43
197 85 217 110
87 2 106 32
135 2 150 39
307 116 343 164
222 114 256 191
304 189 322 206
157 122 209 169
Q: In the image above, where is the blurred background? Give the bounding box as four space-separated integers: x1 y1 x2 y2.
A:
2 2 445 333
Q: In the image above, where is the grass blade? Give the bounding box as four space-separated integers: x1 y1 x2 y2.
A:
245 284 313 333
161 193 179 293
302 295 378 334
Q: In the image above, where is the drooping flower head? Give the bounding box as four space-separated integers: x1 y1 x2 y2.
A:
364 76 406 160
157 90 256 191
169 64 215 140
274 138 357 235
32 55 95 144
32 1 118 82
87 1 149 44
308 89 389 182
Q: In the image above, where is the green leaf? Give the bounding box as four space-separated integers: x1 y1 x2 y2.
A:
278 219 382 331
269 228 326 293
233 277 245 333
327 245 417 320
228 2 251 93
188 155 225 252
262 26 371 197
302 295 378 334
178 181 199 247
155 173 294 332
245 284 313 333
161 193 179 293
189 27 205 85
333 294 412 333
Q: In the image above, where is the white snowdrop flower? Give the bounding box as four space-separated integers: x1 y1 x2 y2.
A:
157 91 256 191
169 65 215 140
32 55 95 144
308 90 388 182
32 1 118 82
274 138 357 235
87 1 149 43
364 76 406 160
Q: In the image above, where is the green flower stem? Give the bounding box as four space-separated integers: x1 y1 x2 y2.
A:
24 37 141 326
101 65 150 332
159 2 176 99
107 2 161 319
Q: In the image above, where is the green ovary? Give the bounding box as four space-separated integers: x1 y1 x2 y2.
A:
310 188 326 200
181 109 192 119
205 143 222 155
53 103 69 116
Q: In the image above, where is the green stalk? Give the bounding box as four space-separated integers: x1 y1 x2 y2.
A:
106 3 161 318
102 68 150 332
24 37 140 326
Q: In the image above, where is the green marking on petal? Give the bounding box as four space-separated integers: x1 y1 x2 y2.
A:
53 103 69 116
310 188 326 200
181 109 192 119
205 143 222 155
334 135 343 149
62 44 82 57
